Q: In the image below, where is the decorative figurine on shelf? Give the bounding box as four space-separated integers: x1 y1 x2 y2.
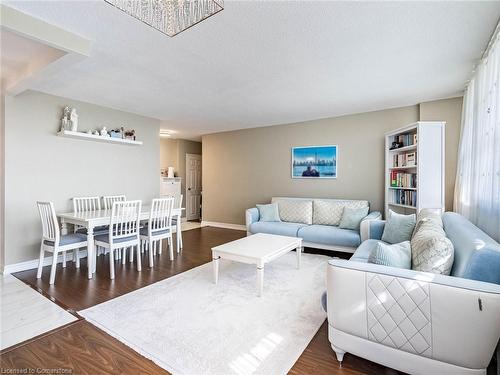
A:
86 130 92 134
69 108 79 132
93 130 99 136
60 106 71 132
124 129 136 140
120 126 125 139
100 126 108 136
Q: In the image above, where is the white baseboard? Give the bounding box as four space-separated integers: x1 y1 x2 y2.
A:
201 221 246 231
3 250 88 275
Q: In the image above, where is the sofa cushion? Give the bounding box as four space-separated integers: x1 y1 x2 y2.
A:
256 203 281 222
273 199 313 224
443 212 500 277
350 239 385 262
249 221 306 237
339 206 369 230
411 220 454 275
463 249 500 284
381 210 416 244
297 225 361 248
313 199 368 226
368 241 411 269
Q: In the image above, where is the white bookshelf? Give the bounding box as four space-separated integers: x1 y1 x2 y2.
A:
384 121 445 218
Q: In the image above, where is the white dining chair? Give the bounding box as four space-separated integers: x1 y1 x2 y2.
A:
140 197 174 267
73 196 108 264
172 194 183 253
36 202 87 285
102 195 126 210
94 200 141 279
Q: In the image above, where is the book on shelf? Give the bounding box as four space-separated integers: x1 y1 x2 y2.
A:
392 133 417 148
391 189 417 207
390 171 417 188
392 152 417 167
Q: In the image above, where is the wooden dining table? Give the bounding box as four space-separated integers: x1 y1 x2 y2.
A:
57 206 185 279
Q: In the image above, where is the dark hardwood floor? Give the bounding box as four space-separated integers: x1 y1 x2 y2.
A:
3 227 406 375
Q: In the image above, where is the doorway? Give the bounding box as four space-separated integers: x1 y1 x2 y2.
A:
186 153 202 221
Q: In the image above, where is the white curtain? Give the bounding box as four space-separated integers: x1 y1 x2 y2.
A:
454 28 500 242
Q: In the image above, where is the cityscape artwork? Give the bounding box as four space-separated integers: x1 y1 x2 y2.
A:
292 145 337 179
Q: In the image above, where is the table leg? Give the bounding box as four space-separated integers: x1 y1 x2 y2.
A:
87 226 94 279
257 266 264 297
213 255 220 284
61 219 68 268
296 245 301 269
176 217 181 253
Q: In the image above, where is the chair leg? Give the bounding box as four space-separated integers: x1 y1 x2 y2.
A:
148 242 154 268
159 240 162 255
129 246 134 263
74 248 80 269
62 251 67 268
179 223 183 249
168 237 174 261
153 241 157 256
109 247 115 279
136 245 142 272
49 250 58 285
141 240 145 254
122 248 126 265
37 244 45 279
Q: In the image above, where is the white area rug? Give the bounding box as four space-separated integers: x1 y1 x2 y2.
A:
80 252 328 375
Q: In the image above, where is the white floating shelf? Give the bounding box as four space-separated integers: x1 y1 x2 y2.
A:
57 130 142 146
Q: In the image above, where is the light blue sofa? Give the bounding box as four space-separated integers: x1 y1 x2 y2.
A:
350 211 500 283
245 197 381 253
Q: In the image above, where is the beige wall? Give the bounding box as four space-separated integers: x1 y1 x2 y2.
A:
202 98 463 225
160 138 178 172
419 97 463 211
4 91 160 265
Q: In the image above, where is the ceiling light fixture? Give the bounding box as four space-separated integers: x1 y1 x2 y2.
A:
160 129 173 137
104 0 224 37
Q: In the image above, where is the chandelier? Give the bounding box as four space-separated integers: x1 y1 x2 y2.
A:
104 0 224 37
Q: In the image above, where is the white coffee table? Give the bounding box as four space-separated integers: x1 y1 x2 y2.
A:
211 233 303 296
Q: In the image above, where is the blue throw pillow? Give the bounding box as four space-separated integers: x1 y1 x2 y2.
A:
368 241 411 269
381 210 416 244
339 206 369 230
256 203 281 222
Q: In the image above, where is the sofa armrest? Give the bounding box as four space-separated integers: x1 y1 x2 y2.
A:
360 212 383 241
245 208 259 233
327 259 500 370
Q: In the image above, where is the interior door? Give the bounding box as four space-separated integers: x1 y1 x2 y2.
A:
186 154 202 221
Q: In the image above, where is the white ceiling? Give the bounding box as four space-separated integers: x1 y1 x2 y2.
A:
4 1 500 140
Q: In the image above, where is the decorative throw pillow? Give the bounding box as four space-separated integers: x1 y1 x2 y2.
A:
339 206 369 230
273 199 313 224
313 199 368 226
368 241 411 269
256 203 281 222
412 209 443 237
411 220 454 275
381 210 416 244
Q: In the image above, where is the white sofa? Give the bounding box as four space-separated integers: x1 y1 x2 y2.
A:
326 213 500 375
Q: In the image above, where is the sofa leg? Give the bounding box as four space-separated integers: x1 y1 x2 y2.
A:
331 344 346 365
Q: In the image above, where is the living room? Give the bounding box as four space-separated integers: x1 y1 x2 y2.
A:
1 2 499 375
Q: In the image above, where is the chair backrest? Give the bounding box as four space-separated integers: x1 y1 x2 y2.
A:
175 194 183 209
103 195 126 210
73 196 101 212
37 201 60 244
109 200 141 242
149 197 174 233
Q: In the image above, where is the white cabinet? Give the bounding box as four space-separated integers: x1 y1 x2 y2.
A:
160 177 181 200
385 122 445 218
